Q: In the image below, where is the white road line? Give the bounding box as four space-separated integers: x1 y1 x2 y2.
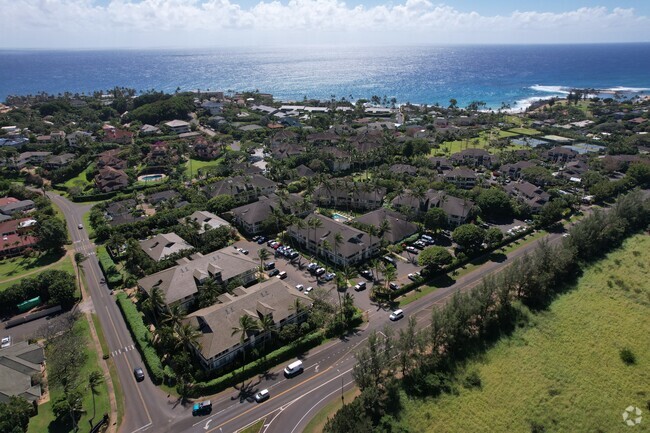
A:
288 379 355 433
129 422 153 433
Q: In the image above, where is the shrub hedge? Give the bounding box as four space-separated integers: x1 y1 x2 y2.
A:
115 292 164 384
190 330 326 397
96 246 123 288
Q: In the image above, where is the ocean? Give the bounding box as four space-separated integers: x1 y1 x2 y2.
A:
1 44 649 111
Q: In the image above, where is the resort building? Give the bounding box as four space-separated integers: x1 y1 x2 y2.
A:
139 233 194 262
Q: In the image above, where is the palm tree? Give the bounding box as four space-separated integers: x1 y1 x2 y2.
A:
175 323 202 353
307 216 323 259
257 248 270 278
87 371 104 426
162 304 186 330
231 315 260 377
258 314 277 358
143 286 166 326
333 232 343 269
383 264 397 295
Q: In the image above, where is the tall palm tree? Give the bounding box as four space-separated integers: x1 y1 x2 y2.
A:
257 248 270 277
162 304 186 330
87 371 104 425
258 314 277 358
175 323 202 353
333 232 343 269
143 287 166 326
307 217 323 258
231 315 260 376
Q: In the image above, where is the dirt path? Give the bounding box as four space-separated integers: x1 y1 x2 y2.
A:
1 249 73 284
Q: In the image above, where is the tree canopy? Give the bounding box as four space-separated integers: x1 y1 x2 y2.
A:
418 246 453 271
452 224 485 252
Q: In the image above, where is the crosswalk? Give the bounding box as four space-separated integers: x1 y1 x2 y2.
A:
111 344 136 358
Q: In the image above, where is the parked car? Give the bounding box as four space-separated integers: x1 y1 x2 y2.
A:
323 272 336 281
307 263 318 273
382 256 396 266
257 236 266 244
240 248 249 255
421 234 433 242
268 269 280 277
304 286 313 294
413 240 426 249
405 246 419 254
408 272 421 281
255 389 270 403
295 284 304 291
192 400 212 416
277 271 287 279
389 282 400 290
354 281 367 291
133 367 145 382
264 262 275 270
360 269 373 280
389 309 404 321
288 251 300 259
1 337 11 348
315 267 326 276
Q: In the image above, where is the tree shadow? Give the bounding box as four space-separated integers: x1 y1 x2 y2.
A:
258 369 278 382
429 274 456 289
488 252 507 263
231 377 262 403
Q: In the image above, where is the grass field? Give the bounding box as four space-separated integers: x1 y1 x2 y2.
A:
62 164 93 192
432 129 527 157
507 127 541 136
28 318 111 433
0 252 70 290
397 234 650 433
303 388 360 433
239 418 265 433
186 157 223 178
91 313 123 427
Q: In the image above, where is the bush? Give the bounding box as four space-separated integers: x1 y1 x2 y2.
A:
463 370 482 389
190 330 325 397
97 246 123 288
620 348 636 365
115 292 164 384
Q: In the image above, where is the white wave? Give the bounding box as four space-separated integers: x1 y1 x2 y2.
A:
602 86 650 93
530 85 570 94
505 95 561 113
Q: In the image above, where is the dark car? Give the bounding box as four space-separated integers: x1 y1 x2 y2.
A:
268 268 280 277
264 262 275 270
257 237 267 244
360 269 373 280
133 367 145 382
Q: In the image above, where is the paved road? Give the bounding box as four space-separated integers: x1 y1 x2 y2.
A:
48 193 185 433
49 191 570 433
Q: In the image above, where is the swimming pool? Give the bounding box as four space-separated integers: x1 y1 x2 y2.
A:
140 174 164 182
332 213 350 222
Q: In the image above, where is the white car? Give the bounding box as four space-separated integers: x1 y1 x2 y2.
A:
1 337 10 348
389 309 404 321
295 284 304 291
77 224 83 229
304 286 313 294
255 389 270 403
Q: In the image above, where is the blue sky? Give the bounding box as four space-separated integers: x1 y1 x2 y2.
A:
1 0 649 48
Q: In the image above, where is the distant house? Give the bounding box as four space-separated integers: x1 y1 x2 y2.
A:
203 175 277 204
105 199 140 226
353 208 418 244
164 120 191 134
0 200 35 216
0 217 38 258
451 148 497 168
147 190 180 207
545 146 578 164
321 147 351 172
66 131 93 147
138 247 259 310
193 137 222 160
294 164 316 179
140 124 161 136
288 213 381 267
184 278 311 371
139 233 194 262
181 210 230 234
390 164 417 176
103 126 134 145
391 190 475 227
429 157 453 172
12 152 52 169
95 167 129 193
500 161 535 179
444 167 478 189
43 153 75 170
231 194 312 235
270 143 303 160
97 149 127 170
504 181 550 212
36 131 65 145
312 182 386 211
0 342 45 403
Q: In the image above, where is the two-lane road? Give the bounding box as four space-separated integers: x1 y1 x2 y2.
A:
48 193 184 433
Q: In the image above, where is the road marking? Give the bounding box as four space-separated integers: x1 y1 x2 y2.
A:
314 364 319 373
288 379 355 433
204 419 212 430
129 421 152 433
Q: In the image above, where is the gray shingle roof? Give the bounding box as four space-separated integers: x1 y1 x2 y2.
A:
139 233 194 262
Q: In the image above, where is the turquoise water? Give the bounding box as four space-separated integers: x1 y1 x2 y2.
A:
332 213 350 222
141 174 163 181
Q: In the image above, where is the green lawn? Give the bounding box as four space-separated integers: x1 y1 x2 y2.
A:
62 164 93 192
303 388 360 433
432 129 528 157
397 234 650 433
82 211 95 239
507 127 541 136
91 313 123 427
239 418 265 433
28 318 111 433
0 252 69 290
186 157 223 179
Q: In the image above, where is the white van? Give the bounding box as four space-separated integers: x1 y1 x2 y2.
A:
284 360 304 377
389 309 404 321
